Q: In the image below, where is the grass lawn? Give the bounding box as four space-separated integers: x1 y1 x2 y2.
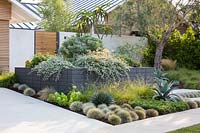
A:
168 124 200 133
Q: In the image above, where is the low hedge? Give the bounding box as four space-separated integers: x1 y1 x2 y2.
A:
0 73 18 88
130 100 189 115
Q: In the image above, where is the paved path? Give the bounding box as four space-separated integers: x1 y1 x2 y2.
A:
0 88 111 133
1 88 200 133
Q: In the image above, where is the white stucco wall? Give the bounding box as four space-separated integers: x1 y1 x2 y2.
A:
9 29 34 72
59 32 147 51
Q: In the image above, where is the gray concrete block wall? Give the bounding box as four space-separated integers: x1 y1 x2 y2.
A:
15 67 154 93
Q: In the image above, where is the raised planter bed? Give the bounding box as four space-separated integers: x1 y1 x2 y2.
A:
15 67 154 93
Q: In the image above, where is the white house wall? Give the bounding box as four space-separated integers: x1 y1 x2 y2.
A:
9 29 34 72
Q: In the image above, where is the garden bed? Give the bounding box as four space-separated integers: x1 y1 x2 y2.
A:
15 67 154 93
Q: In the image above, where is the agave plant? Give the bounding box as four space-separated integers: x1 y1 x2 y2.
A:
153 69 169 81
153 79 182 102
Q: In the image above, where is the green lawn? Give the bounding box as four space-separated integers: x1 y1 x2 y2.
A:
168 124 200 133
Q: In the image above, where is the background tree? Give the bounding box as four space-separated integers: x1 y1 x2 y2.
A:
114 0 199 69
38 0 74 32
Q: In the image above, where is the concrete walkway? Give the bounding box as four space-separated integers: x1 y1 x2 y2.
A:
1 88 200 133
0 88 111 133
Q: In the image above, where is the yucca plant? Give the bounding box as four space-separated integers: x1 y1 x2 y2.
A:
153 79 182 102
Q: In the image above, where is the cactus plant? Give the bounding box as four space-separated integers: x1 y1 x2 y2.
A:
82 102 95 109
13 83 20 89
116 109 132 123
86 108 105 120
83 105 95 115
108 114 121 125
108 104 121 111
194 100 200 107
101 107 111 114
105 111 115 119
18 84 28 91
122 103 133 111
91 92 114 106
37 87 56 101
129 111 139 121
146 109 159 117
134 106 146 112
69 101 83 112
135 110 146 120
98 104 108 110
186 101 198 109
23 88 36 96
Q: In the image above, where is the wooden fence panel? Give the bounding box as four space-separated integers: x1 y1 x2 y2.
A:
35 31 57 54
0 20 9 72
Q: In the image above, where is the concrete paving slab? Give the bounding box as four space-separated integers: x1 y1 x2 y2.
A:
0 88 111 133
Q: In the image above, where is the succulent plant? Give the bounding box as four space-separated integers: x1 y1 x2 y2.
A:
134 106 146 112
82 102 95 109
37 87 56 101
108 104 121 111
135 110 146 120
105 111 115 119
18 84 29 91
91 92 114 106
122 103 133 111
86 108 105 120
108 114 121 125
194 100 200 107
116 109 132 123
146 109 159 117
129 111 139 121
83 105 95 115
13 83 20 89
187 101 198 109
23 88 36 96
69 101 83 112
101 107 111 114
98 104 108 110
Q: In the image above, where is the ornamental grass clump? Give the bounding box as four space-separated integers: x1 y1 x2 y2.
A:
91 92 114 106
74 49 129 82
31 56 74 81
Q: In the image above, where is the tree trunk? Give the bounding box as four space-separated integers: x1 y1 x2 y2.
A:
154 41 166 69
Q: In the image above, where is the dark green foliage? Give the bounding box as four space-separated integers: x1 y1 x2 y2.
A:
108 114 121 125
59 34 103 58
116 55 141 67
0 73 18 88
130 100 189 115
91 92 114 106
143 27 200 69
146 109 159 117
23 88 36 96
86 108 105 120
26 54 50 68
167 68 200 89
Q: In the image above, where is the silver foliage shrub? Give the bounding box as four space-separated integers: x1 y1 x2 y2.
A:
32 56 74 81
74 49 129 81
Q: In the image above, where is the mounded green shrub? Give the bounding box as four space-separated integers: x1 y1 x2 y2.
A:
86 108 105 120
18 84 29 91
108 114 121 125
69 101 83 112
23 88 36 96
25 54 51 68
186 101 198 109
131 100 189 115
0 73 18 88
91 92 114 106
116 110 132 123
146 109 159 117
135 110 146 120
